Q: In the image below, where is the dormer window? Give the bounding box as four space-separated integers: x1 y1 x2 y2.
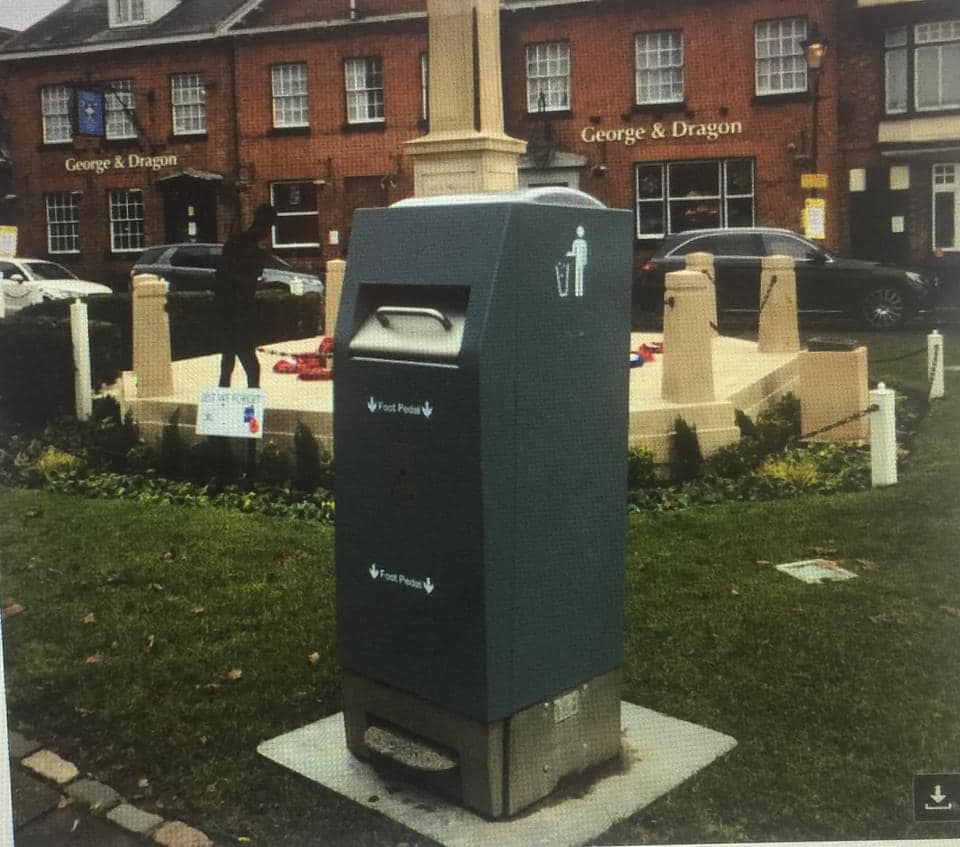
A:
112 0 146 26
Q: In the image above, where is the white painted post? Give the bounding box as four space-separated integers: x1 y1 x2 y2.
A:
928 329 944 400
70 298 93 421
870 381 897 487
0 617 14 847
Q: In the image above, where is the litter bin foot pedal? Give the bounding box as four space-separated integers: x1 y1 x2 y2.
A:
363 724 457 773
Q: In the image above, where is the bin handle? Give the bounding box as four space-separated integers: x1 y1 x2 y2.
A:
374 306 453 331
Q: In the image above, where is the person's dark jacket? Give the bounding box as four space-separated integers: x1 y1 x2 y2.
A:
213 230 265 347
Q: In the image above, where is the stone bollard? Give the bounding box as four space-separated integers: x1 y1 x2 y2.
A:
325 258 346 336
70 299 93 420
660 269 715 404
758 255 800 354
131 273 173 398
870 381 897 487
684 252 717 333
928 329 944 400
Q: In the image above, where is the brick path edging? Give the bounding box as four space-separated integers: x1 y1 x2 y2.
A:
11 730 214 845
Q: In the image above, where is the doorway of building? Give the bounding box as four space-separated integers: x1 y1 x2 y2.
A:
157 173 220 244
849 167 909 267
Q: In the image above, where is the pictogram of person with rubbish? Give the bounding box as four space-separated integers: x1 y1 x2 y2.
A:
213 203 278 388
568 225 588 297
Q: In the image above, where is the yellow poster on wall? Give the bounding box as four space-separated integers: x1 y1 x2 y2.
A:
0 226 16 258
802 198 826 241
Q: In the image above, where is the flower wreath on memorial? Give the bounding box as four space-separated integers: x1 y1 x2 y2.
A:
261 336 335 381
630 340 663 368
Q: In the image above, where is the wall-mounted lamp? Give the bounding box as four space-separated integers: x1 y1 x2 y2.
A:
800 25 828 170
591 162 608 177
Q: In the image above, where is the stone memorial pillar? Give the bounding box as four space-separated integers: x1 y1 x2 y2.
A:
684 252 717 332
661 269 716 404
325 258 346 336
758 255 800 354
131 273 173 398
404 0 526 196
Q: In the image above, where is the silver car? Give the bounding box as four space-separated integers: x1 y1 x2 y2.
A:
130 243 324 295
0 257 112 314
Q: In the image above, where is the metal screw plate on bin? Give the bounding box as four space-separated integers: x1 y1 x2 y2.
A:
553 689 581 723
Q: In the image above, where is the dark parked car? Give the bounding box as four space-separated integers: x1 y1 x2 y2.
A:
130 243 324 295
636 227 941 329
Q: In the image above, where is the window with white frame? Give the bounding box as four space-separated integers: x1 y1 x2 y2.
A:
171 72 206 135
271 63 309 128
420 52 429 122
635 31 683 105
45 193 80 254
109 188 145 252
112 0 146 26
42 85 72 144
884 27 908 114
755 17 808 96
915 21 960 111
270 181 319 248
105 79 137 139
526 41 570 112
635 159 755 239
933 163 960 251
345 57 384 124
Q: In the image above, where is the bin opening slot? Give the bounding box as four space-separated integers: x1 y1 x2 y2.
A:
363 719 459 773
349 284 468 363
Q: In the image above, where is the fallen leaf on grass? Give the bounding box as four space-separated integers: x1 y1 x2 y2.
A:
2 603 25 619
224 668 243 681
57 796 74 809
24 508 42 519
162 546 182 561
74 706 93 717
83 654 103 665
940 606 960 619
191 605 205 615
811 544 838 556
730 588 740 596
137 777 150 788
148 583 164 592
756 560 772 566
81 612 96 625
307 652 321 665
144 634 155 651
869 611 909 626
70 817 80 833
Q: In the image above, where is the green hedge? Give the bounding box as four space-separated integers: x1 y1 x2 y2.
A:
19 290 326 366
0 316 122 428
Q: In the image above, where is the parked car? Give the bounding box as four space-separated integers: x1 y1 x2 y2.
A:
0 257 112 314
130 243 324 295
636 227 941 329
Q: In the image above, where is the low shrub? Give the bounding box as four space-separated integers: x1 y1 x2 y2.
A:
669 417 703 482
627 446 657 489
0 315 122 429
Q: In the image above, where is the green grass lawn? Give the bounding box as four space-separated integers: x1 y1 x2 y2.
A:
2 325 959 845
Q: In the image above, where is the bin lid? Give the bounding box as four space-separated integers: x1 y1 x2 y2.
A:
391 187 606 209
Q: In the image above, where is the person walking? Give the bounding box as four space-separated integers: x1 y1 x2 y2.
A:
214 203 278 388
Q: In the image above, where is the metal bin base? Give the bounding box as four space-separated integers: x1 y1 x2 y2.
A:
341 667 622 819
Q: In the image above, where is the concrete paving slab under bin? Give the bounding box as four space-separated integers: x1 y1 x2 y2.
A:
258 703 736 847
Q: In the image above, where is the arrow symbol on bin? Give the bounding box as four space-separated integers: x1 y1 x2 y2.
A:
367 397 378 413
932 786 948 804
422 402 433 419
423 578 435 595
369 564 380 579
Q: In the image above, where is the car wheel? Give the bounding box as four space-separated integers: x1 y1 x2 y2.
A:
860 285 911 330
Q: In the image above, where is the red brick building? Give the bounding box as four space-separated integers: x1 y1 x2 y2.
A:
837 0 960 286
0 0 846 289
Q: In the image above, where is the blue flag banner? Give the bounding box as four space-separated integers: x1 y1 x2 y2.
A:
76 89 104 135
